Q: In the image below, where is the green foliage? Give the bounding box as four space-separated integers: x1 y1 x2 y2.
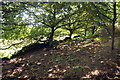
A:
55 57 65 63
1 2 120 58
65 40 73 44
94 36 111 41
29 26 50 39
2 25 30 40
67 57 76 62
52 57 65 63
0 52 5 58
71 66 84 71
54 28 69 36
0 39 35 58
0 50 15 59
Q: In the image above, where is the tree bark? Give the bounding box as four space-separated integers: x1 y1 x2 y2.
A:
69 31 73 40
112 1 116 50
91 26 96 42
92 26 96 35
48 27 55 45
84 29 87 36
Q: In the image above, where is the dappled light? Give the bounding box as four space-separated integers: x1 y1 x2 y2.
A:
48 65 66 78
1 1 120 80
82 69 102 79
2 39 120 79
82 68 120 79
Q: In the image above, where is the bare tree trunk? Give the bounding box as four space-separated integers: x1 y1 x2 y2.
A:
112 1 116 50
48 27 55 45
84 29 87 36
69 30 73 40
92 26 96 35
91 26 96 42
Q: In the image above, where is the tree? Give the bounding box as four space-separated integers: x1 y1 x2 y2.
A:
62 13 87 39
22 2 83 44
83 2 119 49
112 1 117 50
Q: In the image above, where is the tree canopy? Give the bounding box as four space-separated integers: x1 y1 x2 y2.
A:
0 2 120 58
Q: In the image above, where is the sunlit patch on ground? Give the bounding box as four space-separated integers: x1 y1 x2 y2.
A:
2 40 120 79
0 39 37 58
82 68 120 79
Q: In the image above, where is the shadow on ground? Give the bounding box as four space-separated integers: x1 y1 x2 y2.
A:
2 40 120 80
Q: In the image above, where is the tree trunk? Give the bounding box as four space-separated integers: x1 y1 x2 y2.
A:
84 29 87 36
112 1 116 50
69 30 73 40
92 26 96 35
91 26 96 42
48 27 55 45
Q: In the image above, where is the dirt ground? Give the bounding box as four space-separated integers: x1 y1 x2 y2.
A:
1 39 120 80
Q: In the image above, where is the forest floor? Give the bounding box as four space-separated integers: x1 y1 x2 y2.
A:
1 39 120 80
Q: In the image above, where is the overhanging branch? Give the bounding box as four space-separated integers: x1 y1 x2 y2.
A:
23 6 51 27
90 3 113 22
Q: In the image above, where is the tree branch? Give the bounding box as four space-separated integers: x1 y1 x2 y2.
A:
96 21 112 37
23 6 51 27
90 3 113 21
55 10 81 27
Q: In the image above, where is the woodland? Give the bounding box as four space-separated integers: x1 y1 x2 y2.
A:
0 2 120 80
